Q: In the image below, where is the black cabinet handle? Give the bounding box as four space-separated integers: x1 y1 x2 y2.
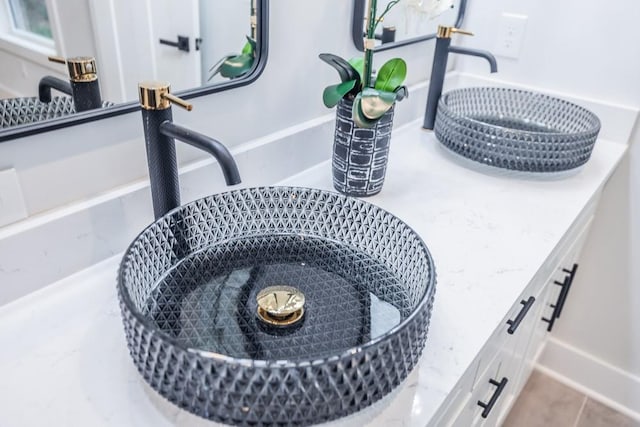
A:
506 296 535 335
542 277 565 332
477 377 509 418
159 35 190 52
541 263 579 332
556 263 578 319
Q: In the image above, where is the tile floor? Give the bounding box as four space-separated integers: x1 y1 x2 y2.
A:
503 370 640 427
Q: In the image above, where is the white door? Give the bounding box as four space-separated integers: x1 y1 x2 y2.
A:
150 0 201 92
89 0 201 103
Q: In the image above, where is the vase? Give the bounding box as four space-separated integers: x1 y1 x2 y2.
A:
332 97 395 197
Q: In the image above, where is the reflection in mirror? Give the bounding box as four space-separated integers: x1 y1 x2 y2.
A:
352 0 466 52
0 0 267 140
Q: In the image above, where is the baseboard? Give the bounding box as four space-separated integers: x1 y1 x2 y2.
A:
537 337 640 421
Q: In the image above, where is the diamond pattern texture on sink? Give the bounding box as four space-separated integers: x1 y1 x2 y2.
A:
434 87 601 172
118 186 436 426
0 96 113 128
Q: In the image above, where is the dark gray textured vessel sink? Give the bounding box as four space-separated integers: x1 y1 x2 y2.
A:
118 186 436 426
434 87 601 172
0 96 113 129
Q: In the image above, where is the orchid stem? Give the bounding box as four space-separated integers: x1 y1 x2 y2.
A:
363 0 378 89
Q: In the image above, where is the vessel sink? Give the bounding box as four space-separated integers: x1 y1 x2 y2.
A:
0 96 114 129
434 87 601 172
1 96 77 128
118 186 436 426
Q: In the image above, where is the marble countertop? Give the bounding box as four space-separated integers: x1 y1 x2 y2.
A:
0 121 626 427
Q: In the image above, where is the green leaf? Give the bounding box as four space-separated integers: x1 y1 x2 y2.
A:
322 79 357 108
241 41 252 55
244 36 257 54
319 53 360 84
360 88 395 120
207 55 235 81
220 54 254 78
375 58 407 92
348 57 364 82
352 93 379 129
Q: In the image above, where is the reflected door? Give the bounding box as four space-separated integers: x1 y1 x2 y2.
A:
150 0 201 91
90 0 201 103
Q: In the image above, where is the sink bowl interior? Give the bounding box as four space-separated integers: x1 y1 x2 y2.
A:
118 187 436 426
434 87 601 172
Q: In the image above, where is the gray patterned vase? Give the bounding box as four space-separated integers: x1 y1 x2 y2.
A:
332 97 395 197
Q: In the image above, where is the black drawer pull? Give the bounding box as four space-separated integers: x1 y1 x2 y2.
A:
159 35 190 52
506 296 535 334
541 263 579 331
556 263 578 319
477 377 508 418
542 277 566 331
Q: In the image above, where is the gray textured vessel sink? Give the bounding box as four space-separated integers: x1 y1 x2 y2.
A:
118 186 436 426
434 87 601 172
0 96 113 128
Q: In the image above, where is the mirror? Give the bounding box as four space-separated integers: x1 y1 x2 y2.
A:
352 0 466 51
0 0 268 142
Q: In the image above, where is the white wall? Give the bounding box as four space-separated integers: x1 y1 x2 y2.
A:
0 0 437 216
455 0 640 108
454 0 640 413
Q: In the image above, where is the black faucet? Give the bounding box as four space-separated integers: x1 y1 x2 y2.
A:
138 81 242 219
39 56 103 112
423 26 498 130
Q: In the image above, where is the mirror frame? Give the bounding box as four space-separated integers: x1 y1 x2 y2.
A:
0 0 270 143
352 0 466 52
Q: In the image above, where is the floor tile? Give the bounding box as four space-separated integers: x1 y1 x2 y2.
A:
502 370 584 427
576 398 640 427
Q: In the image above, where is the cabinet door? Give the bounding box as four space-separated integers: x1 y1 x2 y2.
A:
451 296 536 426
515 216 593 393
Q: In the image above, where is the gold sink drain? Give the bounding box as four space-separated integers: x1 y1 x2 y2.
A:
256 285 305 327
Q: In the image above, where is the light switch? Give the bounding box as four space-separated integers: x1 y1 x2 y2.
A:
494 13 528 59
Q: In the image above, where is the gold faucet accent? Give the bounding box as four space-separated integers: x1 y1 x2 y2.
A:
48 56 98 82
138 81 193 111
436 25 474 38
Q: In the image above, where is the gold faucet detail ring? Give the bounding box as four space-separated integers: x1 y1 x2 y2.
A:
256 285 305 326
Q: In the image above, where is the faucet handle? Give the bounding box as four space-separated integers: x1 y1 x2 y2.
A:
437 25 474 38
138 81 193 111
48 56 98 82
48 55 67 64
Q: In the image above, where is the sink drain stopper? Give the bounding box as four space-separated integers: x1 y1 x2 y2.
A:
256 285 305 327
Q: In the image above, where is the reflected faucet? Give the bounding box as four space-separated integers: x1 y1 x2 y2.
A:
138 81 242 219
39 56 103 112
423 26 498 130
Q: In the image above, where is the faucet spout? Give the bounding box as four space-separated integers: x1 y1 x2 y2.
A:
159 122 241 186
138 81 242 219
423 31 499 130
448 46 498 73
38 76 72 103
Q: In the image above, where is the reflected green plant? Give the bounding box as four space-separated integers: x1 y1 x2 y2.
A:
208 36 256 81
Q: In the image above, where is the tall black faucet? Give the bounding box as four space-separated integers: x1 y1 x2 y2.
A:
39 56 103 112
423 26 498 130
138 81 242 220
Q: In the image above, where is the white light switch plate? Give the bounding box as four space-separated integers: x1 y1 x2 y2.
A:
0 169 28 227
494 13 528 59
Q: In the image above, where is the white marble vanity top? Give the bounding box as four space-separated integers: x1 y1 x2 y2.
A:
0 121 627 426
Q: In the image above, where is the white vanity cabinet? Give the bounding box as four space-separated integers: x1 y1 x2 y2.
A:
429 198 598 427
